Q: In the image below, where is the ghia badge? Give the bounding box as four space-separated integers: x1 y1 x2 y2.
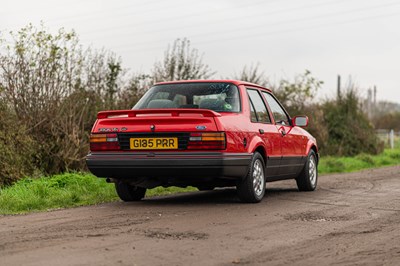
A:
99 128 119 132
99 127 127 132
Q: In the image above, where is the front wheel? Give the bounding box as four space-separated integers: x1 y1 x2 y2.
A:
115 182 147 201
237 152 266 203
296 150 318 191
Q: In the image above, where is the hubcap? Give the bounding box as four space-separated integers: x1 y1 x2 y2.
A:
252 159 265 197
309 155 317 187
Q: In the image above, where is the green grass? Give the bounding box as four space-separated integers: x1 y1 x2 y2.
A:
319 146 400 174
1 145 399 215
0 173 196 215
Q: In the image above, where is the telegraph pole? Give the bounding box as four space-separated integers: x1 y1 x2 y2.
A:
337 75 341 100
373 85 377 117
367 88 372 119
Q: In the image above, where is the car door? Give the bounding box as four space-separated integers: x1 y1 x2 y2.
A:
246 89 282 179
262 91 305 178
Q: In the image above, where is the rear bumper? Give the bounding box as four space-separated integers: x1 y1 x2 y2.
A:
86 151 252 180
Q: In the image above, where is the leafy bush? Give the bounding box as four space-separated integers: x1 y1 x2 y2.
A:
0 101 39 186
373 111 400 131
0 25 127 175
322 89 383 156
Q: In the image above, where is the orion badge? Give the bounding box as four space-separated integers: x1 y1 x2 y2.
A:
196 125 207 130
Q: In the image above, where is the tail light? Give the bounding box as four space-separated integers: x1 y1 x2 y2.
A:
187 132 226 150
90 133 120 151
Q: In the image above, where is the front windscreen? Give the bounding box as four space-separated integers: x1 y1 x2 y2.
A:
133 82 241 112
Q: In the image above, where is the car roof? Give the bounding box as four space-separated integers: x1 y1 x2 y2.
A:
154 79 272 92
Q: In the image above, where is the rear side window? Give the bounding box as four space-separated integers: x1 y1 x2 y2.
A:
247 89 271 123
249 101 258 122
262 92 290 125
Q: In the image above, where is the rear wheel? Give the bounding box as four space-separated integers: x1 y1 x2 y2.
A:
115 182 146 201
237 152 266 203
296 150 318 191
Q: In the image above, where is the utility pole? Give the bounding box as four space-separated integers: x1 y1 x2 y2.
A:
373 85 377 117
367 88 372 119
337 75 341 100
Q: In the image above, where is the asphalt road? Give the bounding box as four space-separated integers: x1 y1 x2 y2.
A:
1 165 400 266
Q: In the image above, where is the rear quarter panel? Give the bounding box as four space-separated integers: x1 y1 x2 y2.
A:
213 113 248 153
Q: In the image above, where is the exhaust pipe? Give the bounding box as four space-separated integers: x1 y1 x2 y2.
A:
106 178 115 183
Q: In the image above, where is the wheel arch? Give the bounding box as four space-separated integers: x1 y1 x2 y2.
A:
251 145 267 168
246 135 268 166
305 136 319 161
309 144 319 164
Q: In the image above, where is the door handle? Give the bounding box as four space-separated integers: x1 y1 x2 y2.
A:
259 129 264 134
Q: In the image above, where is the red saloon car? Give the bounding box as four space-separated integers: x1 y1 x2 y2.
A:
86 80 318 203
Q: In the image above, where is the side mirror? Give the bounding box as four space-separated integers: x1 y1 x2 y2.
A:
292 116 309 127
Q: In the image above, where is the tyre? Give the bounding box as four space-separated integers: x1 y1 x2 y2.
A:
296 150 318 191
115 182 146 201
237 152 266 203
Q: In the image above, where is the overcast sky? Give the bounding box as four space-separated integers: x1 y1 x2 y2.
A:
2 0 400 103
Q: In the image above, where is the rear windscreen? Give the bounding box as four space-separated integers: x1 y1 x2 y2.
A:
133 83 241 113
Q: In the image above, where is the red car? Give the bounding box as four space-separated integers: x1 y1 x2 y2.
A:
87 80 318 203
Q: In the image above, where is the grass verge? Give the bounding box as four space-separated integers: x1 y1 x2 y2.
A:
319 147 400 174
1 146 399 215
0 173 196 215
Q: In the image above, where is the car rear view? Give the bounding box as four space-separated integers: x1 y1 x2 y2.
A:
86 81 252 201
87 80 319 203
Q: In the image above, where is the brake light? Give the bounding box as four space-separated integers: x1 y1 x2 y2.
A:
90 133 120 151
187 132 226 150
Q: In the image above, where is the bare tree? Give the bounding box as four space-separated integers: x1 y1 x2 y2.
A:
153 38 215 82
233 63 268 86
118 73 152 109
0 24 81 124
272 70 323 116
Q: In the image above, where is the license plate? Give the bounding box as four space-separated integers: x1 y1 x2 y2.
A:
130 138 178 150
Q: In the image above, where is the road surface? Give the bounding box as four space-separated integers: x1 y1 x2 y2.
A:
1 165 400 266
